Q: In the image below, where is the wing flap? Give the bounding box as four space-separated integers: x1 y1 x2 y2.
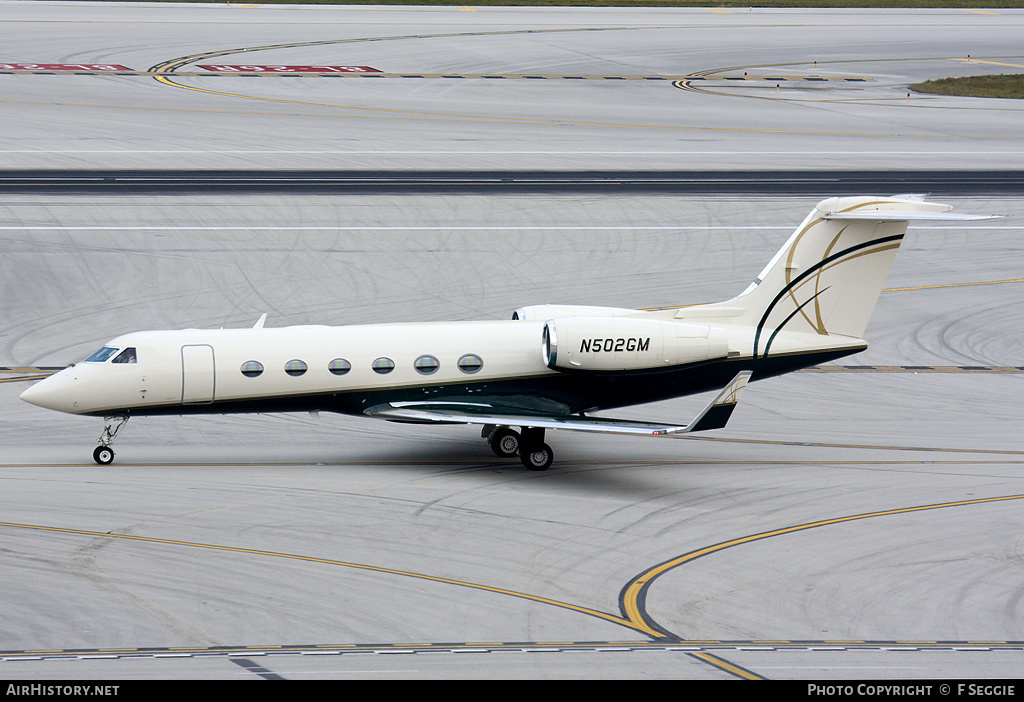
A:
364 371 752 437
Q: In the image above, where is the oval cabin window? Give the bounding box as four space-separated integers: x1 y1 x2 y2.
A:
241 361 264 378
414 355 440 375
284 359 308 376
457 354 483 374
328 358 352 375
372 357 395 374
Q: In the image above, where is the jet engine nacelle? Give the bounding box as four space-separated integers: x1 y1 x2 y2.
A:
513 304 640 321
542 317 729 372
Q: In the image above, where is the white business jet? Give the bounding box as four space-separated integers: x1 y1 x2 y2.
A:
20 196 993 469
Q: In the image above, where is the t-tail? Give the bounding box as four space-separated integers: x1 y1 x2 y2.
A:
678 196 996 360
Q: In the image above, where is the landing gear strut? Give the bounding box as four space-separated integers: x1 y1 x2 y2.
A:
94 414 129 465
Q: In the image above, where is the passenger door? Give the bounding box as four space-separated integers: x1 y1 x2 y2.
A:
181 344 215 404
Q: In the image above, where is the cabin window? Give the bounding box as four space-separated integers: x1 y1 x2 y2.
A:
111 347 137 364
457 353 483 374
372 357 395 374
285 359 308 376
241 360 264 377
414 355 440 375
328 358 352 375
84 346 119 363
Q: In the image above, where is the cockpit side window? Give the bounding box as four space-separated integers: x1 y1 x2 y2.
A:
83 346 119 363
111 347 137 364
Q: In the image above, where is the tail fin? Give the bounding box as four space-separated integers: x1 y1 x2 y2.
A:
710 196 991 358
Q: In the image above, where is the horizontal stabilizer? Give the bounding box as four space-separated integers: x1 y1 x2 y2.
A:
824 211 999 222
364 371 752 437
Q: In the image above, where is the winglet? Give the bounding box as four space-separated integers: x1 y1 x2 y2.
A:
253 313 268 329
663 370 752 434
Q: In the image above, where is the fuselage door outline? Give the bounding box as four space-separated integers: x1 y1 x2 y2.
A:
181 344 215 405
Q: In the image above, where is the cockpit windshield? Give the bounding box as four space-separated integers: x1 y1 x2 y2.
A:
82 346 138 364
112 347 137 364
83 346 119 363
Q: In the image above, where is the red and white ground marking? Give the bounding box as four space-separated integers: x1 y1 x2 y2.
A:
0 63 132 71
198 65 382 73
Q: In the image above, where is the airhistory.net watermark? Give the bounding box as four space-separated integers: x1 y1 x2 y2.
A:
6 686 119 697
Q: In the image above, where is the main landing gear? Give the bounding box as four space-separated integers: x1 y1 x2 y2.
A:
93 414 129 465
483 425 554 471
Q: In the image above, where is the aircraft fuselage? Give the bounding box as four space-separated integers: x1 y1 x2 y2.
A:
23 319 861 420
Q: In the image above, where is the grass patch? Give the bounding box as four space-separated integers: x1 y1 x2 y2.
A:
912 74 1024 99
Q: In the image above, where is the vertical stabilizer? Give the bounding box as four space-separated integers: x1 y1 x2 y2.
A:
701 196 967 358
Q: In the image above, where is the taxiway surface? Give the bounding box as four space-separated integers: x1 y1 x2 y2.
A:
1 2 1022 681
2 2 1024 171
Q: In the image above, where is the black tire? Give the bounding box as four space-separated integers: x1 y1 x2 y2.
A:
93 445 114 465
521 443 553 471
490 427 521 458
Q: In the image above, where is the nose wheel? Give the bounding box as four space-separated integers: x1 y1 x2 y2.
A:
93 414 129 465
93 445 115 465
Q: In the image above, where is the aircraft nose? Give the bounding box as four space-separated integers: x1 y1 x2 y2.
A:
20 373 75 413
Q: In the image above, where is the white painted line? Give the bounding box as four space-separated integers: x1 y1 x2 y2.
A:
0 225 788 231
1 225 1015 231
3 150 1024 155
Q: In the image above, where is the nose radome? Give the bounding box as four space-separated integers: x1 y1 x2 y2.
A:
20 374 73 413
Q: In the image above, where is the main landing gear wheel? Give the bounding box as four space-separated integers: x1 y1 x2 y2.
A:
520 443 554 471
488 427 521 458
93 445 115 465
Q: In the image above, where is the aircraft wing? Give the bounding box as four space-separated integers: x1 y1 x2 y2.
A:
364 371 752 437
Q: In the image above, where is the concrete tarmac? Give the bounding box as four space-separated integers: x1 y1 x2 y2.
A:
1 3 1023 681
2 2 1024 171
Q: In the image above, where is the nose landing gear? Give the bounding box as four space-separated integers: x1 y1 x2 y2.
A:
93 414 129 465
